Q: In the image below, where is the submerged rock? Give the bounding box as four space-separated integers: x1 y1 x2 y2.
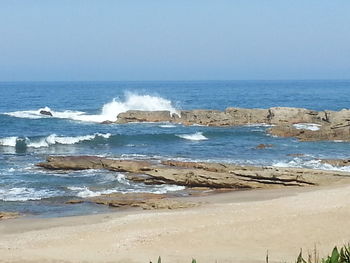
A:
255 144 273 149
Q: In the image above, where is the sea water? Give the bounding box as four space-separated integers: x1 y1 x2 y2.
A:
0 80 349 217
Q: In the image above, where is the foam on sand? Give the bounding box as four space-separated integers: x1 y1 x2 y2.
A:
4 92 178 123
176 132 208 141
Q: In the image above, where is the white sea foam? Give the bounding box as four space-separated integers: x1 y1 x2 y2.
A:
68 184 185 198
0 133 111 148
177 132 208 141
159 124 176 128
273 158 350 172
0 187 62 201
293 123 321 131
4 93 178 123
0 136 18 147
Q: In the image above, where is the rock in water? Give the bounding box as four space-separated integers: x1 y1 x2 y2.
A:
255 144 273 149
39 110 53 116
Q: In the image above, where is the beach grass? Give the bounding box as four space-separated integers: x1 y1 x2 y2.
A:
150 245 350 263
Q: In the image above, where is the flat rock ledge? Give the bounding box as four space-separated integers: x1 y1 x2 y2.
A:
114 107 350 141
37 156 350 190
67 192 198 210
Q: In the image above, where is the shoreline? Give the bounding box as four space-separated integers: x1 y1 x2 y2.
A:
1 182 350 263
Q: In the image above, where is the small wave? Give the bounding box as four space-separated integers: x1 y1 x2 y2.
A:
0 133 111 148
67 184 185 198
176 132 208 141
0 187 63 201
273 158 350 172
159 124 176 128
4 92 178 123
293 123 321 131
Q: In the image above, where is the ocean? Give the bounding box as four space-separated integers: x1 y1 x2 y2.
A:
1 80 350 217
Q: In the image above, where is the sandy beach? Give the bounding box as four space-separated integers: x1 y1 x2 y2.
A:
1 181 350 263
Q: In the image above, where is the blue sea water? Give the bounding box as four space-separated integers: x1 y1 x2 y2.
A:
0 80 350 217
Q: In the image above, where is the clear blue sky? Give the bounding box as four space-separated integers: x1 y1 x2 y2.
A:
0 0 349 81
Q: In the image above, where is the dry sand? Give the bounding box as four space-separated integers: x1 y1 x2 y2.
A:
1 183 350 263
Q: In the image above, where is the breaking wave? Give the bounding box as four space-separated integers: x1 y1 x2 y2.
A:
176 132 208 141
0 187 63 201
273 158 350 172
67 184 185 198
0 133 111 148
4 92 178 123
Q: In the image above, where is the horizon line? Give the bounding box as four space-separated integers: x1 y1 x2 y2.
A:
1 79 350 83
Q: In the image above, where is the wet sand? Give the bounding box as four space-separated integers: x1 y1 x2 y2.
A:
1 183 350 263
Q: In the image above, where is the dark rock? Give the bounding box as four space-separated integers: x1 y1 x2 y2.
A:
39 110 53 116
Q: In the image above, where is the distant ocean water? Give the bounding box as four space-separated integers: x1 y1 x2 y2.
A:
1 80 350 217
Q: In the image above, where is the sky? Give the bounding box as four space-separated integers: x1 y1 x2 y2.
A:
0 0 350 81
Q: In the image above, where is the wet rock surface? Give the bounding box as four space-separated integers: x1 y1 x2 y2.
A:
39 110 53 116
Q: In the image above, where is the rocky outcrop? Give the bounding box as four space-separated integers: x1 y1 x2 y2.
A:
37 156 350 189
115 107 350 127
39 110 53 116
268 123 350 141
116 110 178 124
113 107 350 141
0 212 20 220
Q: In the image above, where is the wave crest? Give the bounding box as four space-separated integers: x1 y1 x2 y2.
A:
0 133 111 148
4 92 178 123
176 132 208 141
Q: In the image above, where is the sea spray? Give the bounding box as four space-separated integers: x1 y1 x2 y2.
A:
4 92 178 123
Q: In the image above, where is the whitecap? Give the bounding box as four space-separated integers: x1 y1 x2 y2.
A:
0 187 63 201
273 158 350 172
176 132 208 141
159 124 176 128
0 136 18 147
0 133 111 148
